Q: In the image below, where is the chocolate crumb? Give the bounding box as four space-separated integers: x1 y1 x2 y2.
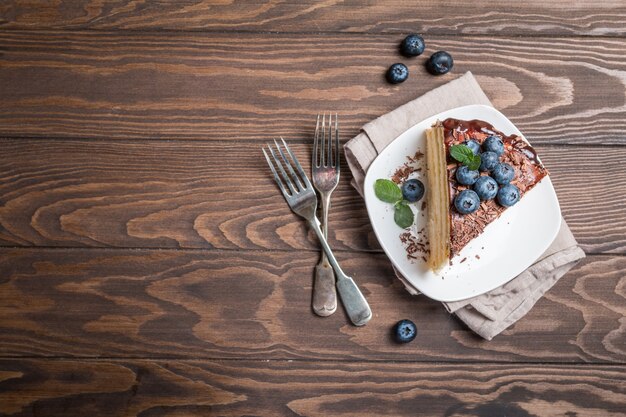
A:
391 152 425 184
475 254 480 260
460 257 467 263
400 229 429 263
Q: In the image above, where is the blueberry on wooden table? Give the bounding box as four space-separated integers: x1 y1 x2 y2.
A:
394 319 417 343
386 63 409 84
400 34 425 57
426 51 454 75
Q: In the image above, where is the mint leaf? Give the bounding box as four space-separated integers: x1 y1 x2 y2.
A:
450 144 481 171
374 179 402 203
394 201 414 229
466 154 481 171
449 144 475 164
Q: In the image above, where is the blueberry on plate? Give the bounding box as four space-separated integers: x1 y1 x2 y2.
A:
479 151 499 172
473 176 498 201
455 165 479 185
492 162 515 185
400 34 425 57
426 51 453 75
386 63 409 84
394 319 417 343
483 135 504 156
497 184 521 207
454 189 480 214
401 178 425 202
464 139 481 155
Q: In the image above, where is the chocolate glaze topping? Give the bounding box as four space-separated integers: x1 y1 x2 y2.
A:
441 118 549 257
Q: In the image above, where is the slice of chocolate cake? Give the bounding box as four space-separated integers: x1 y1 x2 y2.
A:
426 118 549 271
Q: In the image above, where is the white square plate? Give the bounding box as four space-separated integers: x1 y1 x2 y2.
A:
363 104 561 302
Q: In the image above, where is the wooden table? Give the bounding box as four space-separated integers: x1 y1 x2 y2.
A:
1 2 625 415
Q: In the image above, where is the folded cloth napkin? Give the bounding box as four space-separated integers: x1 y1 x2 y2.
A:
344 72 586 340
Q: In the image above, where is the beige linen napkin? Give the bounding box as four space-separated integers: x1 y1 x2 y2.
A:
345 72 586 340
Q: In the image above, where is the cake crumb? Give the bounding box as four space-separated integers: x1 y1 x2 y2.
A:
460 257 467 264
475 254 481 260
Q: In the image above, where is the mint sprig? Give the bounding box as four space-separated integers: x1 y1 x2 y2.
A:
374 179 402 203
450 144 481 171
374 179 415 229
394 201 414 228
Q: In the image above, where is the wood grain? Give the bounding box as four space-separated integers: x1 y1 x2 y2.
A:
1 31 626 144
2 0 626 36
1 359 625 416
0 140 623 254
0 248 623 362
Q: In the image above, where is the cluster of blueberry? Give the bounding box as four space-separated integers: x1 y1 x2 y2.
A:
454 136 521 214
386 34 454 84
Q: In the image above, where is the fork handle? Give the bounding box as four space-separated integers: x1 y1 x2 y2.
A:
335 275 372 327
313 192 337 317
309 218 372 326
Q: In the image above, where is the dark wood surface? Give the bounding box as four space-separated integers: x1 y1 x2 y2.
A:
1 1 625 416
2 31 626 145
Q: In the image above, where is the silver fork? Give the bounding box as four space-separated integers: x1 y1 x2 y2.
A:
262 138 372 326
311 113 339 317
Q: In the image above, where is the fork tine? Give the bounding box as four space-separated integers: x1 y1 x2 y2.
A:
267 143 298 195
327 112 332 167
321 113 326 166
334 113 339 169
280 137 312 189
262 147 291 199
313 114 320 168
274 138 304 192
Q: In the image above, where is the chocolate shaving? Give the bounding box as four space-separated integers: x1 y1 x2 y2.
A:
392 151 426 184
400 229 430 262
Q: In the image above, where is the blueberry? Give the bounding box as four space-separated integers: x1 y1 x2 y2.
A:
400 34 425 57
426 51 453 75
464 140 481 155
394 319 417 343
479 151 499 172
454 189 480 214
401 178 425 202
497 184 520 207
483 135 504 156
473 176 498 201
455 165 479 185
386 63 409 84
492 163 515 185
